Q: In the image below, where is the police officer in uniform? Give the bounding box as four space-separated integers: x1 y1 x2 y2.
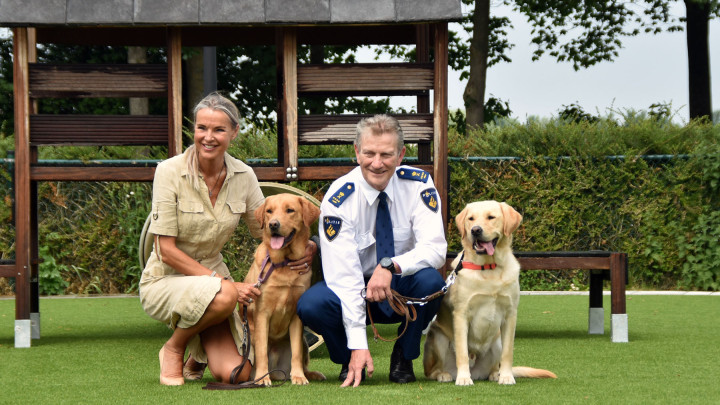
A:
297 114 447 387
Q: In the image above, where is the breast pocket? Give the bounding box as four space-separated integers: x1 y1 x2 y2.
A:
393 227 414 255
220 200 245 237
177 199 205 236
356 231 376 268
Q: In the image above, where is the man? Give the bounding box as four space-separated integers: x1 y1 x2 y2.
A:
297 114 447 387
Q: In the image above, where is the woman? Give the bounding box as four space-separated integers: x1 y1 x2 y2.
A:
139 92 313 386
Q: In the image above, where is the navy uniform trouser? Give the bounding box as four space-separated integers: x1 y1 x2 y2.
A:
296 267 445 365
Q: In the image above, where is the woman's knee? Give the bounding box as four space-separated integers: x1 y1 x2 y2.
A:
209 279 239 315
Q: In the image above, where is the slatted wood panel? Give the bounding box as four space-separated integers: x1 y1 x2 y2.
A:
29 64 167 98
0 262 15 277
298 114 433 144
29 115 168 146
298 63 434 96
30 166 156 182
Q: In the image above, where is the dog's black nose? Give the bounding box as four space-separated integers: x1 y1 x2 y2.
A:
471 226 483 236
269 220 280 231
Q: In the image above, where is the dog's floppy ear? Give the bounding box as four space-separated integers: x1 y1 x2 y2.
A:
300 197 320 228
254 200 267 229
499 202 522 236
454 206 469 239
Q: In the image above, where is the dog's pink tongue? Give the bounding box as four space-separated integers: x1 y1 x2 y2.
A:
270 236 285 250
481 241 495 256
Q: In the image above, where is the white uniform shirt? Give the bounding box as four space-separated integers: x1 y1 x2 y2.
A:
319 165 447 350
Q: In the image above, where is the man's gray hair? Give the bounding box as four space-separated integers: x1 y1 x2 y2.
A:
354 114 404 153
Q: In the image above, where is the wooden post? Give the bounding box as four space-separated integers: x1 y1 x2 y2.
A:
416 24 431 164
611 253 627 315
12 27 32 347
433 23 449 226
279 28 298 180
167 28 183 157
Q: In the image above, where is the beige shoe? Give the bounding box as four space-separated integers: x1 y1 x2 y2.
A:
159 346 184 386
183 355 207 381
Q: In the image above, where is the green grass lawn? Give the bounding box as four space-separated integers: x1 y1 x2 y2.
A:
1 294 718 404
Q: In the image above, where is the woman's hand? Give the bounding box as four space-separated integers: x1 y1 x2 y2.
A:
234 282 261 306
288 239 317 272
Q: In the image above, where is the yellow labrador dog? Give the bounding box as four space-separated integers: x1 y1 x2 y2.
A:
424 201 556 385
244 194 326 386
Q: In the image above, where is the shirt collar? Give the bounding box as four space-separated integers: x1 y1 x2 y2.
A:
356 167 397 206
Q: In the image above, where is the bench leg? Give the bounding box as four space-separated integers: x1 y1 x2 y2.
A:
15 319 32 348
588 270 604 334
610 253 628 343
31 312 40 339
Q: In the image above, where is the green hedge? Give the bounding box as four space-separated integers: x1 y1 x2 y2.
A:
0 118 718 294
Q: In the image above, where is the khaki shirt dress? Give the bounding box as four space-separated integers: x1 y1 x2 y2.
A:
139 148 264 363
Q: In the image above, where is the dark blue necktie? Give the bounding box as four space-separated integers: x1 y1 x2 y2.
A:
375 191 396 316
376 191 395 262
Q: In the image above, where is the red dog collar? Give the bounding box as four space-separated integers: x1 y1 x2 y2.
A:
461 261 497 271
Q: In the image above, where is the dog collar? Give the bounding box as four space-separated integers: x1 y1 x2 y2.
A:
461 261 496 271
255 253 289 287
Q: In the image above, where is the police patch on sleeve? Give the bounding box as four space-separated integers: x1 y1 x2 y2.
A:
329 182 354 207
396 168 429 183
420 188 439 213
323 216 343 242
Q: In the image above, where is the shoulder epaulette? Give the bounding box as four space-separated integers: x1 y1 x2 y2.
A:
328 182 355 207
396 168 429 183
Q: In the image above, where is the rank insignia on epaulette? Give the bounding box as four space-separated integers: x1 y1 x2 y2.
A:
420 188 439 213
396 168 429 183
329 182 354 207
323 216 343 242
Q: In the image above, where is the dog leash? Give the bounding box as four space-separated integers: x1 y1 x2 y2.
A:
362 261 461 342
204 253 298 390
203 304 289 390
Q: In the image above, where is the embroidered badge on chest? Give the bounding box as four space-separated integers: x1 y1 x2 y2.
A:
421 188 439 213
323 216 343 242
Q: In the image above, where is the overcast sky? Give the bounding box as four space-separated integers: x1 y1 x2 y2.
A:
436 3 720 123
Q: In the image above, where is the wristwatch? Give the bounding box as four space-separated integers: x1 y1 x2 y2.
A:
380 257 396 274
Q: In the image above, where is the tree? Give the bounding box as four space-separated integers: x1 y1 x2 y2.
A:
684 0 719 119
458 0 717 128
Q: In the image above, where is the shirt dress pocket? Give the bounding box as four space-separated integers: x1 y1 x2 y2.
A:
177 199 205 237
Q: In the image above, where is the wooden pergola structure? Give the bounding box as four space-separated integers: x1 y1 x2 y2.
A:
0 0 462 347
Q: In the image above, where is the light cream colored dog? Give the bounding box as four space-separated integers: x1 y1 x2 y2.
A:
423 200 556 385
244 193 326 386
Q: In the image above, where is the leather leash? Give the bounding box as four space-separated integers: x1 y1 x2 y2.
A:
203 254 290 390
363 259 462 342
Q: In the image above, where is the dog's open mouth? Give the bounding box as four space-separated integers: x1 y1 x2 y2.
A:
473 238 498 256
270 229 296 250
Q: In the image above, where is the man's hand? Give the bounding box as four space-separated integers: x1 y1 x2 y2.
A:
341 349 374 387
364 263 394 303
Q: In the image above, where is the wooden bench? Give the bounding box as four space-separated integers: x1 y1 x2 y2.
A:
446 251 629 342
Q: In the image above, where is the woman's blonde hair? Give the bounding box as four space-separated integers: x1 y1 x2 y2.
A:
185 92 241 191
